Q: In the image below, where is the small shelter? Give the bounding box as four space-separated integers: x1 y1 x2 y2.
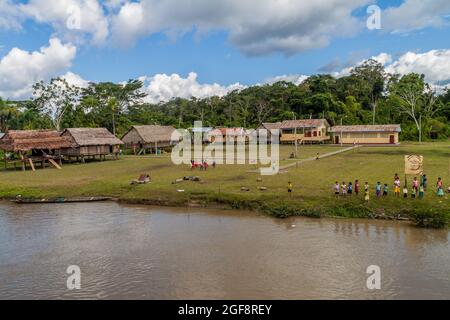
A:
61 128 124 162
329 125 401 145
121 125 181 154
280 119 331 144
0 130 72 171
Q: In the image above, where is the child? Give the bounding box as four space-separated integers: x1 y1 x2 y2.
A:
411 185 416 199
364 189 370 202
375 182 382 198
348 182 353 195
364 182 369 193
413 177 419 194
437 178 444 197
334 182 340 196
341 182 348 196
288 181 293 194
419 184 425 199
383 184 389 197
403 185 408 198
212 161 216 169
394 178 401 197
422 174 428 191
355 180 360 196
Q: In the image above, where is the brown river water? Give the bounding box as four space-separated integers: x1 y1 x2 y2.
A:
0 201 449 300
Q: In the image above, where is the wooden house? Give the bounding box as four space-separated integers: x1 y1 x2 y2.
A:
329 125 401 145
60 128 124 162
0 130 72 171
121 125 181 154
280 119 331 144
258 122 282 143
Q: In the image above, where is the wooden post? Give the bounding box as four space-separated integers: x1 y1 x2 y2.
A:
19 152 25 171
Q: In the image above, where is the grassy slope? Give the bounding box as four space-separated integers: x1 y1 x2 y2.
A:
0 143 449 226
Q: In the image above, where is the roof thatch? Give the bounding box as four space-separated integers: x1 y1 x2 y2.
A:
62 128 123 146
280 119 329 129
0 130 73 152
329 125 402 133
123 125 179 143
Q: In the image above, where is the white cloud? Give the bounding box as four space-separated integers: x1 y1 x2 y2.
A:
0 0 22 30
20 0 109 45
111 0 370 55
141 72 245 103
385 50 450 83
335 49 450 89
382 0 450 33
0 38 77 99
264 74 309 86
62 71 89 88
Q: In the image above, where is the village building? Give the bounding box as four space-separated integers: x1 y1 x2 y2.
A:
329 125 401 145
121 125 181 154
208 128 250 143
191 127 213 143
60 128 124 162
279 119 331 144
0 130 72 171
258 122 282 143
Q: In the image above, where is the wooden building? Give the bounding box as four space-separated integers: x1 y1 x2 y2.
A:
0 130 72 171
61 128 124 162
208 128 250 143
280 119 331 144
258 123 282 143
121 125 180 154
329 125 401 145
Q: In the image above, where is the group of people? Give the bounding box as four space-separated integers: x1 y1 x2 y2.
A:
334 174 446 202
190 160 216 171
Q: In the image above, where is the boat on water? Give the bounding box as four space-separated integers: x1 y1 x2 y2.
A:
12 197 113 204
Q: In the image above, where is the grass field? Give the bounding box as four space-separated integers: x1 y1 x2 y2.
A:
1 143 449 227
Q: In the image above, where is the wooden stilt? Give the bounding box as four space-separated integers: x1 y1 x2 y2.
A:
19 152 25 171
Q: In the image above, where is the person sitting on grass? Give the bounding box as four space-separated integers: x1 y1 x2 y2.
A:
341 182 347 196
334 182 340 197
348 182 353 195
437 178 444 197
376 182 382 198
383 184 389 197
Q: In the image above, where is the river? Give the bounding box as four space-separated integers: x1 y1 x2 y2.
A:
0 201 449 299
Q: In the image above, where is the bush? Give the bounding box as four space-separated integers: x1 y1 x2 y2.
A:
410 208 449 229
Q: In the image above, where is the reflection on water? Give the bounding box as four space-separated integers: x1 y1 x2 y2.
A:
0 201 449 300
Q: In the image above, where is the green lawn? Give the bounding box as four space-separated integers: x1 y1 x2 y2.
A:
1 143 449 226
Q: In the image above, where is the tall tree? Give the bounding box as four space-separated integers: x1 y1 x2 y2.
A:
33 78 80 131
388 73 441 142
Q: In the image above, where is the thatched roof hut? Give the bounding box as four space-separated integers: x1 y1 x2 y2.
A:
61 128 124 159
0 130 72 153
122 125 180 152
62 128 123 147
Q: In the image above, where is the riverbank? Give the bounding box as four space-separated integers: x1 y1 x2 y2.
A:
1 143 449 228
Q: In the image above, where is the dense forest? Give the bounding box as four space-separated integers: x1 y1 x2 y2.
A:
1 60 449 141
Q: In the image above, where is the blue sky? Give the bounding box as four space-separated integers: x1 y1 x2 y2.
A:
0 0 449 101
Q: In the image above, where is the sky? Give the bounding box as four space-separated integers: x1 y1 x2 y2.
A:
0 0 449 103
